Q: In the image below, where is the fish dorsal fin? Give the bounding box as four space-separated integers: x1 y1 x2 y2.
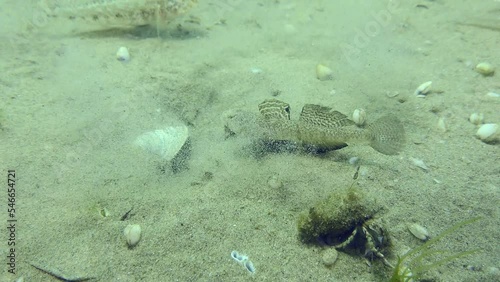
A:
299 104 354 128
258 99 291 122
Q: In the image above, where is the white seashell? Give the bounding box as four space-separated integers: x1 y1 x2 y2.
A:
414 81 432 97
476 123 499 143
135 125 189 161
352 108 366 126
316 64 334 81
408 223 430 241
124 224 142 247
116 46 130 61
475 62 495 76
469 113 484 125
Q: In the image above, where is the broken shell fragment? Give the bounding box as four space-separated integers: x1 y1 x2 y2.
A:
316 64 333 81
414 81 432 97
352 108 366 126
410 157 429 171
408 223 430 241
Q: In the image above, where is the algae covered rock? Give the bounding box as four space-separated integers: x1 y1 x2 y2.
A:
297 186 380 244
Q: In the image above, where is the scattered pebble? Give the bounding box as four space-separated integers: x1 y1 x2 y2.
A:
469 113 484 125
476 123 499 143
321 248 338 267
116 46 130 61
408 223 430 241
414 81 432 97
475 62 495 76
316 64 333 81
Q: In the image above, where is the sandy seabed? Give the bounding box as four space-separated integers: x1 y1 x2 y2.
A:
0 1 499 281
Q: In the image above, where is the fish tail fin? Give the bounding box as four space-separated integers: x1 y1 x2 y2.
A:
367 115 406 155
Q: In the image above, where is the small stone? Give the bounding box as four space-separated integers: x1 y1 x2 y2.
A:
321 248 338 267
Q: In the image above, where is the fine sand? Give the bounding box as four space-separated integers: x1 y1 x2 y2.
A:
0 1 499 281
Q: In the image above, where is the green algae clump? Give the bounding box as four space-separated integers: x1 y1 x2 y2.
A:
297 185 379 244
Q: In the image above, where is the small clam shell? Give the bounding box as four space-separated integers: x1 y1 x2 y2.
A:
316 64 333 81
475 62 495 76
116 46 130 62
352 108 366 126
469 113 484 125
476 123 499 143
135 125 189 161
124 224 142 247
408 223 430 241
414 81 432 97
